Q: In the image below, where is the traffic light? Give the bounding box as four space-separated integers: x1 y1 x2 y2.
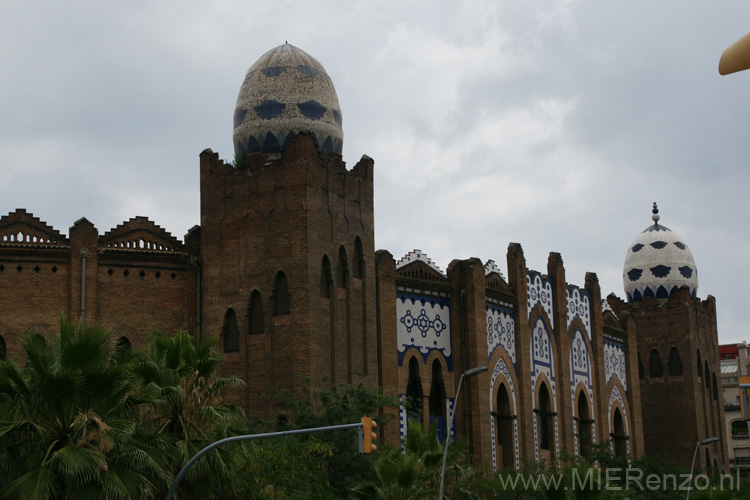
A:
360 416 377 453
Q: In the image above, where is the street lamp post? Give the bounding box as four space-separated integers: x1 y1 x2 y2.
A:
686 436 719 500
438 365 488 500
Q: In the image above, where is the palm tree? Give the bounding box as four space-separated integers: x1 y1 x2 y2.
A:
135 330 245 499
0 318 170 500
351 423 472 500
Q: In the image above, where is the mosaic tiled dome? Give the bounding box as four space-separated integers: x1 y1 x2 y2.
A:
233 43 343 156
623 203 698 302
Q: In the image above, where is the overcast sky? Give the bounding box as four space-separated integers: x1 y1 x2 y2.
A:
2 1 749 344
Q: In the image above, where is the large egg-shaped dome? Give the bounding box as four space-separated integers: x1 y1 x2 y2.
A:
233 43 343 156
623 204 698 302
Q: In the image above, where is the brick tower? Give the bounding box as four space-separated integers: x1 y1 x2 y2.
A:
609 203 729 471
199 44 379 414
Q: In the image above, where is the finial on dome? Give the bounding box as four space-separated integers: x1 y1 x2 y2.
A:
651 202 660 223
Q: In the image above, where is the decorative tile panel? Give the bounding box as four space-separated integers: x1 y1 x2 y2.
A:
566 286 591 339
397 292 452 371
604 339 628 392
486 304 516 367
527 271 554 331
530 317 559 461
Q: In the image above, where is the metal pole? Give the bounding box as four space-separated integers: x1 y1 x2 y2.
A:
165 422 363 500
439 373 465 500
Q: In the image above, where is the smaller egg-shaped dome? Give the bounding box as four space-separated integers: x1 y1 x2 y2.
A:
623 204 698 302
233 43 343 157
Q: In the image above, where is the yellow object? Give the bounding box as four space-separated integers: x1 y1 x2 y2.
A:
361 416 378 453
739 375 750 420
719 32 750 75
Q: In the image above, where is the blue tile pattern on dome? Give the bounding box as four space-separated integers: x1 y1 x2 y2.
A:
296 65 318 77
233 44 344 157
254 100 286 120
627 268 642 282
650 265 671 278
623 204 698 302
233 108 247 127
261 66 286 77
297 100 326 120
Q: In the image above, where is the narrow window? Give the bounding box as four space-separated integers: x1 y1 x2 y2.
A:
337 246 349 289
320 256 332 298
353 237 364 279
668 347 683 376
273 272 290 316
429 360 446 441
249 291 264 334
496 384 515 470
406 357 423 427
649 349 663 378
613 408 627 457
538 384 552 451
0 335 5 360
223 308 239 352
705 361 710 389
577 393 592 457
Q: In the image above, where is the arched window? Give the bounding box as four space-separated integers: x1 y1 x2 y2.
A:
223 308 239 352
649 349 663 378
273 272 290 316
353 237 364 279
116 336 131 352
713 372 718 401
538 384 553 451
0 335 6 360
705 361 710 389
638 352 644 379
577 392 593 457
406 357 423 427
668 347 683 376
320 256 332 298
613 408 627 457
337 246 349 289
429 360 446 441
495 384 515 470
731 420 748 438
249 291 264 334
697 350 703 378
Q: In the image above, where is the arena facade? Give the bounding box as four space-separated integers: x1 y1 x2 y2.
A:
0 43 728 472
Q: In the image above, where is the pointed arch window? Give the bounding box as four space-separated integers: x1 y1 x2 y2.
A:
577 392 593 457
353 237 364 279
320 256 332 298
337 246 349 289
406 357 423 427
649 349 663 378
668 347 683 376
429 360 446 441
116 336 131 353
705 361 710 389
538 383 553 451
249 291 264 334
495 384 515 470
223 308 239 352
613 408 627 457
273 272 290 316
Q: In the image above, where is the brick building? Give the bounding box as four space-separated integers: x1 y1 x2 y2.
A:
0 43 727 472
